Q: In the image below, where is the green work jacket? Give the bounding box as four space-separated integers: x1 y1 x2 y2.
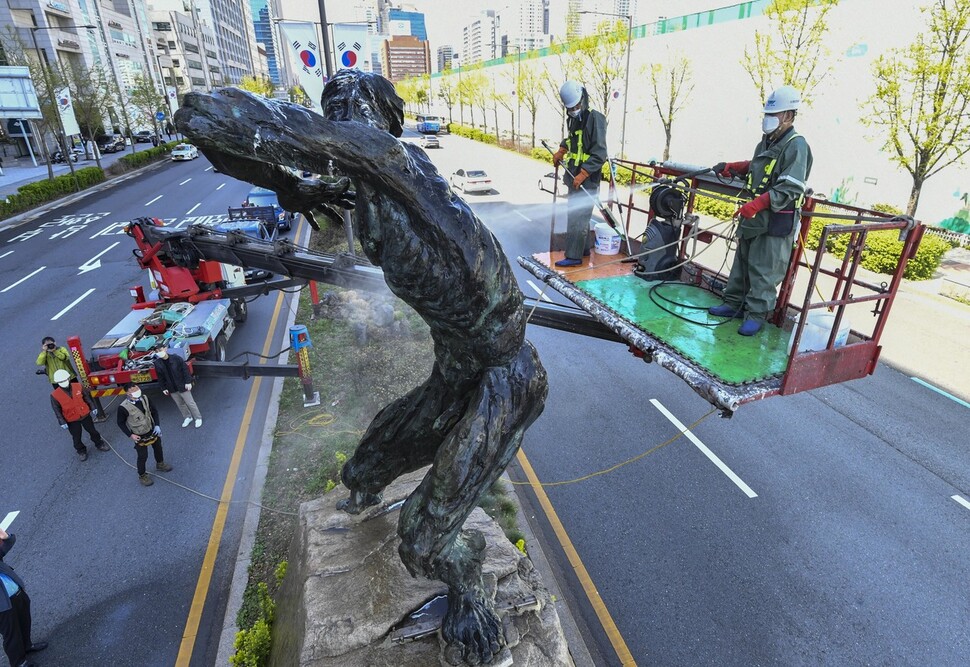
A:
559 108 608 188
740 126 813 239
36 346 77 384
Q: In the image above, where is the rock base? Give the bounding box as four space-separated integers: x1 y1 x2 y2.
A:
270 468 573 667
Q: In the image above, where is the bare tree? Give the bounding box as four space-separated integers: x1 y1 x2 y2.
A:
862 0 970 216
646 54 695 161
438 73 457 124
517 62 543 148
64 61 114 168
568 20 627 117
128 75 166 142
742 0 840 104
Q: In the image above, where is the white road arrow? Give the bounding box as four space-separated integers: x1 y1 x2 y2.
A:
0 511 18 531
78 241 120 274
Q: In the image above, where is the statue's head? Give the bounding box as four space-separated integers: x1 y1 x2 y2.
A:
321 69 404 138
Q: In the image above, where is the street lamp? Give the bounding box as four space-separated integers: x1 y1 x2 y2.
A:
578 9 632 157
29 24 94 184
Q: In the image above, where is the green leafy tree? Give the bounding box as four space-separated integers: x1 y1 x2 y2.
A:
517 61 544 148
568 20 627 117
742 0 840 104
64 61 114 168
539 38 582 137
438 73 457 124
128 74 166 141
289 85 312 107
646 54 695 161
863 0 970 216
238 75 274 97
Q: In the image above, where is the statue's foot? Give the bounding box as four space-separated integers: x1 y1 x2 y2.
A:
336 488 382 514
442 589 504 666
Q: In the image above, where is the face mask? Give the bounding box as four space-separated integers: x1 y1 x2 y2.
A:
158 350 168 358
129 390 142 400
57 381 70 388
567 108 582 119
762 115 781 134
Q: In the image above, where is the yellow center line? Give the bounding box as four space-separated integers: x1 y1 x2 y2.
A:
175 217 305 665
515 448 637 666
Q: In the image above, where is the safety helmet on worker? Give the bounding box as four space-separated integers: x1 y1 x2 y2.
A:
53 369 72 386
559 80 584 108
763 85 801 114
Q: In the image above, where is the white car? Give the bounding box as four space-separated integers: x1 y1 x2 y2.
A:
171 143 199 161
420 134 440 149
450 168 492 194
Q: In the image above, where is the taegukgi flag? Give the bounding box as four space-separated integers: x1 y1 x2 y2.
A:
56 87 81 137
278 21 325 114
332 23 370 71
166 86 179 115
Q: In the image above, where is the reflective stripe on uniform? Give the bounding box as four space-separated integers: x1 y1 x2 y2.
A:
746 132 801 194
565 128 590 165
778 173 806 191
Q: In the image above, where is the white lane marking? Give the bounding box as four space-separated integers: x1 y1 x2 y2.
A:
1 266 45 293
205 166 213 172
650 399 758 498
216 183 225 190
0 250 13 259
514 210 532 222
145 194 163 206
0 511 18 531
77 241 120 274
953 495 970 511
51 288 96 320
186 202 201 215
911 377 970 409
526 279 552 302
179 178 192 186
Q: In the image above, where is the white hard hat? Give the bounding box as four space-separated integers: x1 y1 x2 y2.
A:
53 369 72 384
763 85 801 113
559 80 583 108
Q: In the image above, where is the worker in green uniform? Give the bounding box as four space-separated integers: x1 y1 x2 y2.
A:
551 80 608 267
710 85 813 335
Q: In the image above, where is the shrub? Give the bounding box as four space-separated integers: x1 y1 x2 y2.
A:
693 193 736 221
230 618 272 667
871 202 904 216
0 167 105 220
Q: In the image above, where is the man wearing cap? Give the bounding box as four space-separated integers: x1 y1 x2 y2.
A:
710 84 813 336
0 528 48 667
117 382 172 486
36 336 76 389
50 369 110 461
152 344 202 428
551 80 608 268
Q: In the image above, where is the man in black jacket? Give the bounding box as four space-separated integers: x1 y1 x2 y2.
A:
0 528 48 667
152 344 202 428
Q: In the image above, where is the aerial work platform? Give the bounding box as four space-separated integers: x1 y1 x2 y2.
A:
521 161 925 415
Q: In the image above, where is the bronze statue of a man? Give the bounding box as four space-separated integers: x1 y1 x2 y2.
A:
175 70 548 665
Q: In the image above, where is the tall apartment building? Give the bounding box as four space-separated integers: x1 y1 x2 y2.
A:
498 0 551 55
380 34 428 82
150 9 222 92
462 10 499 64
436 44 453 72
568 0 639 39
250 0 283 85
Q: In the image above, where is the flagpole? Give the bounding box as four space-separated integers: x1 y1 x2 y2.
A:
316 0 334 78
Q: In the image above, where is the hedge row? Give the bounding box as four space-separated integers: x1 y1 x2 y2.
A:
446 122 498 145
0 166 105 220
107 141 180 175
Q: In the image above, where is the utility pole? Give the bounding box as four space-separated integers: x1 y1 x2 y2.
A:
316 0 334 78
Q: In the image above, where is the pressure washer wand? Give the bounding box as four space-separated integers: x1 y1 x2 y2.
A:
541 140 627 244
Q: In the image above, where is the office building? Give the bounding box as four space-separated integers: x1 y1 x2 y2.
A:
437 44 453 72
462 10 499 64
380 34 429 82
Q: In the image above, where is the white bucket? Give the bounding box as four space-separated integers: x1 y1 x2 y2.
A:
594 222 621 255
788 310 851 354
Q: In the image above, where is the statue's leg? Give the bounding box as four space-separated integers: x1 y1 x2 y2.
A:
338 366 468 513
398 342 547 665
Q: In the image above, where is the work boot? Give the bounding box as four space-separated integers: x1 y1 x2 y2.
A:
139 473 154 486
555 258 582 267
77 449 88 462
738 318 764 336
95 439 110 452
708 303 743 318
156 461 173 472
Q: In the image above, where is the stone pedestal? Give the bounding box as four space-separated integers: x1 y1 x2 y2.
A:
270 468 573 667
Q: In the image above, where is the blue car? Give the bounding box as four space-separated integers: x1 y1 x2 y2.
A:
245 187 297 231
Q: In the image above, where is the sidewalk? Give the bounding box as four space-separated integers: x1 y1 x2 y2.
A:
0 141 165 198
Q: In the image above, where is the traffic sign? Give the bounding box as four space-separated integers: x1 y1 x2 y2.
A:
155 111 166 121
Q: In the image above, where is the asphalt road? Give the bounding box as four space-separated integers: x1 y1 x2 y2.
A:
414 132 970 666
0 155 301 666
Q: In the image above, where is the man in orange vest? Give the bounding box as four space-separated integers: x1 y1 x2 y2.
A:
50 369 110 462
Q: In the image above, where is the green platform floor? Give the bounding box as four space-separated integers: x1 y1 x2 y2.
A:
575 275 793 385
